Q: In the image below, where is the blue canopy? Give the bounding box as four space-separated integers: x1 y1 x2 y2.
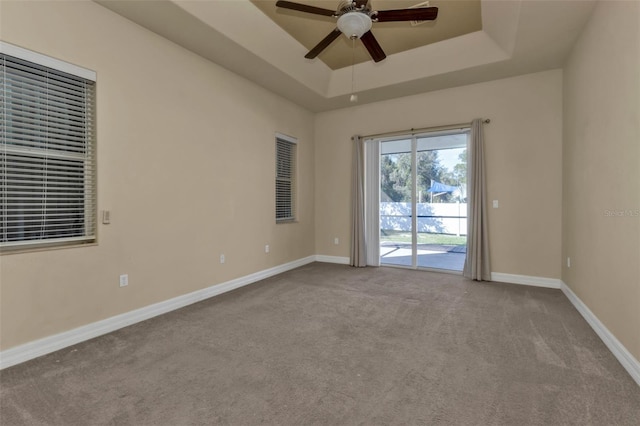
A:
427 181 459 193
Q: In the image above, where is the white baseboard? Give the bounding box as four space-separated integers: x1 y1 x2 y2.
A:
315 255 350 265
0 255 316 370
561 282 640 387
491 272 562 289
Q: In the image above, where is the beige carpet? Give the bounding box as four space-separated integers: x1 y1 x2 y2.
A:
1 262 639 425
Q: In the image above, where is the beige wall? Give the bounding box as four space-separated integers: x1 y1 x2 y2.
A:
562 0 640 360
0 0 315 350
315 70 563 279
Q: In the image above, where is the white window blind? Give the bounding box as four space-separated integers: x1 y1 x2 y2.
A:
275 135 296 222
1 52 96 250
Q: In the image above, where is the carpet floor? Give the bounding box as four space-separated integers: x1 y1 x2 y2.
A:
1 262 639 425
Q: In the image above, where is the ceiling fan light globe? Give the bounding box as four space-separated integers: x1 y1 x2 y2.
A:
337 12 372 39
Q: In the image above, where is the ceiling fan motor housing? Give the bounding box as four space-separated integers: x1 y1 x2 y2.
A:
337 12 372 39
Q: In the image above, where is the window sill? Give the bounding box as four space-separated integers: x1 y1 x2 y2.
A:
276 220 298 224
0 241 98 256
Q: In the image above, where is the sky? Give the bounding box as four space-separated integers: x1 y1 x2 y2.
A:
438 147 466 174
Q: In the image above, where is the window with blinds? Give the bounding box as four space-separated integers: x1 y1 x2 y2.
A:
1 48 96 251
275 135 296 222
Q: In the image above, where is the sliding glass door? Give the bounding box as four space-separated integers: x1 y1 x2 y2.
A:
379 131 468 271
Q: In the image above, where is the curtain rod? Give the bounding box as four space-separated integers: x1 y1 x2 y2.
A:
353 119 491 141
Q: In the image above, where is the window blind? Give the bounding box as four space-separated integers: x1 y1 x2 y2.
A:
275 137 296 222
1 53 96 250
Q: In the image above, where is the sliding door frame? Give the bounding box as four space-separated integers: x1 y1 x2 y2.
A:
364 139 380 266
370 128 470 272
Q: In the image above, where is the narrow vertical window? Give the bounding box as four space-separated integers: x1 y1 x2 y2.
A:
1 43 97 251
275 134 296 222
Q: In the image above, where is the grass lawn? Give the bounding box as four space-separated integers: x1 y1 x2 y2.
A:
380 230 466 245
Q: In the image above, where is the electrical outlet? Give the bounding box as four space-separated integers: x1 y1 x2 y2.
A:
492 200 499 208
265 245 270 253
220 254 225 264
334 237 339 245
119 274 128 287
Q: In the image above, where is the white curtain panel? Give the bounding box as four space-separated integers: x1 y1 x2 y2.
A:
463 119 492 281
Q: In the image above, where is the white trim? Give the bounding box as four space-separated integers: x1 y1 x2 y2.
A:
364 139 380 266
0 41 96 81
315 255 350 265
491 272 562 289
275 132 297 144
561 282 640 387
0 255 316 370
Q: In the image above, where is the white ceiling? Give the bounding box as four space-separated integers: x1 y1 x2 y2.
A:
95 0 597 112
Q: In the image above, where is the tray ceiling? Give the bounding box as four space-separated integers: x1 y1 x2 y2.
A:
94 0 597 112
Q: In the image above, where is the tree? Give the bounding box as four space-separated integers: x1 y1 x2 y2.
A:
381 151 448 203
380 147 467 204
380 154 406 202
452 149 467 186
450 149 467 202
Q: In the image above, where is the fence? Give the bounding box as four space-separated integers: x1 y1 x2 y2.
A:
380 202 467 236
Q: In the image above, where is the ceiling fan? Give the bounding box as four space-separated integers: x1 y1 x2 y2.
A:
275 0 439 63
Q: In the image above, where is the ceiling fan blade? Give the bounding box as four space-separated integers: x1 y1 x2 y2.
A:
375 7 438 22
305 28 342 59
275 1 336 17
360 30 386 62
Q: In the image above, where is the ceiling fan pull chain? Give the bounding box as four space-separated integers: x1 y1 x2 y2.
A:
350 37 358 103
